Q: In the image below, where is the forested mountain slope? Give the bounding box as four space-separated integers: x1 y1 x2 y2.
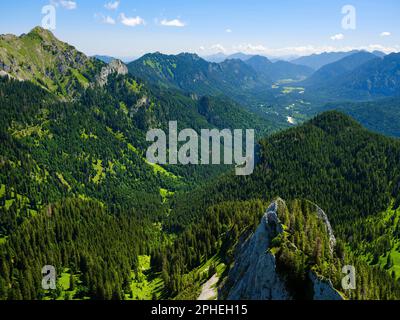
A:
302 51 380 88
291 51 360 70
157 112 400 299
171 111 400 229
319 98 400 138
127 52 271 98
245 55 313 81
0 28 281 300
1 26 400 301
303 53 400 100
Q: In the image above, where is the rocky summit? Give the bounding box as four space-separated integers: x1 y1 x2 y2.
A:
221 199 343 300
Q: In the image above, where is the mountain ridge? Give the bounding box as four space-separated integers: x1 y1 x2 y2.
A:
291 50 386 70
304 52 400 100
0 26 104 97
245 55 314 81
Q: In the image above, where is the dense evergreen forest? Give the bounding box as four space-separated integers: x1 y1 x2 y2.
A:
1 26 400 301
0 72 277 299
1 72 400 299
0 198 161 300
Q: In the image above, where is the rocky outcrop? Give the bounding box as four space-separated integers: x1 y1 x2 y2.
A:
221 198 343 300
97 59 128 86
316 206 336 253
309 272 343 300
0 27 102 96
0 70 9 78
221 199 291 300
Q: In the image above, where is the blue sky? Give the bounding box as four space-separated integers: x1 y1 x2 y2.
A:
0 0 399 59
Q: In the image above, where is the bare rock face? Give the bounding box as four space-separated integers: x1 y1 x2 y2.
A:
221 200 291 300
309 272 343 300
97 59 128 86
221 198 343 300
0 70 9 78
316 206 336 253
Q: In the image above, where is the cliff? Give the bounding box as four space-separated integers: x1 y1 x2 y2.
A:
220 198 343 300
96 59 128 86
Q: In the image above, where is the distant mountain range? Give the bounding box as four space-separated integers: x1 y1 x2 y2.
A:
302 51 380 88
127 52 315 99
93 55 115 63
203 52 255 63
203 52 299 63
246 55 313 81
204 50 387 70
302 52 400 100
127 52 269 98
93 55 137 64
291 50 386 70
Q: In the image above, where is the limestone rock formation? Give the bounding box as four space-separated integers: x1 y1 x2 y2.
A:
309 272 343 300
97 59 128 86
221 199 291 300
221 198 344 300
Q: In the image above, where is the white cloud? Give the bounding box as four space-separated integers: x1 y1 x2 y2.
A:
211 44 227 53
364 44 397 53
103 15 116 25
120 13 145 27
380 31 391 37
51 0 77 10
199 46 205 51
95 13 116 25
204 42 398 58
226 28 232 33
160 19 186 27
104 1 120 10
330 33 344 41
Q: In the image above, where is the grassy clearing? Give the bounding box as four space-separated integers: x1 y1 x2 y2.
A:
354 201 400 280
128 142 178 180
126 255 165 300
146 160 178 180
71 69 89 88
56 172 72 191
10 123 51 140
159 188 174 203
0 184 5 198
42 269 86 300
91 159 105 184
379 243 400 280
80 128 97 140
